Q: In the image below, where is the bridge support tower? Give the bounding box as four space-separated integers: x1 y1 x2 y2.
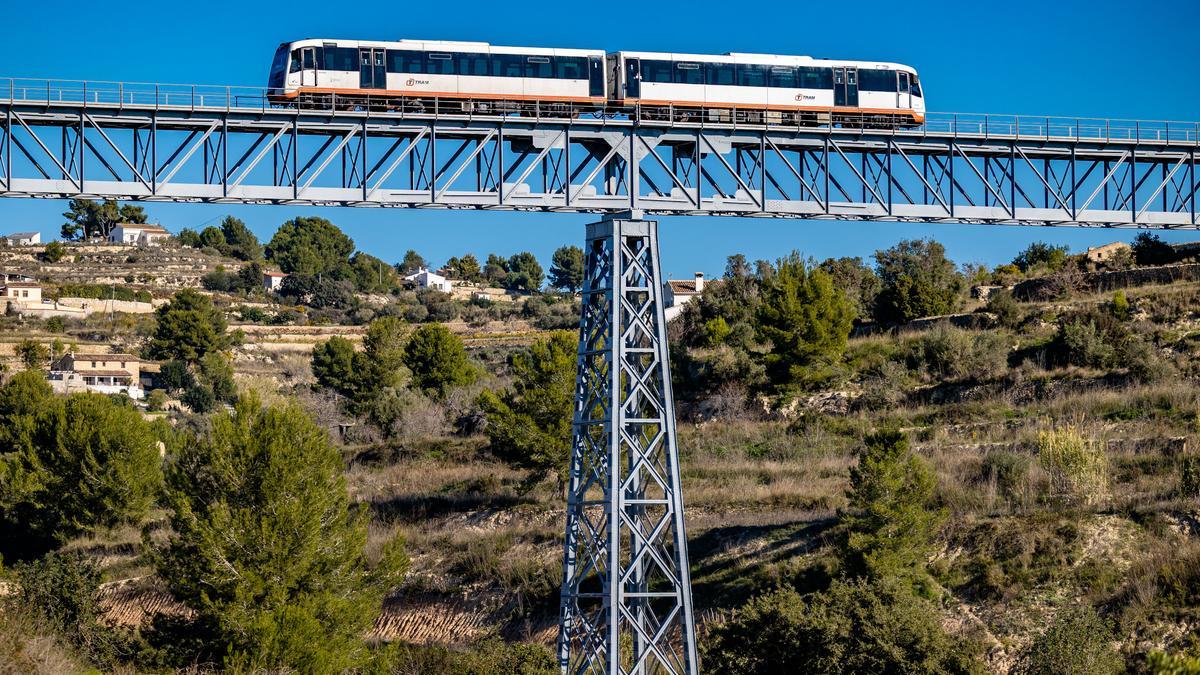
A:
558 214 698 675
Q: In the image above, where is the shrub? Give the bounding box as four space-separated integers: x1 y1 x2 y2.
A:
42 241 67 263
1111 290 1130 321
44 316 66 333
703 577 981 675
1181 456 1200 501
1014 605 1120 675
985 289 1022 328
978 450 1032 504
906 325 1009 382
14 552 119 666
1038 427 1107 506
145 389 169 412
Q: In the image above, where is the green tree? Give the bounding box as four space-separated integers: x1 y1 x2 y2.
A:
1012 241 1070 273
348 251 400 294
479 331 575 487
1015 606 1121 675
873 239 965 324
358 316 409 397
704 577 980 675
755 253 855 390
42 240 67 263
841 429 943 582
148 289 230 363
265 216 355 276
818 256 881 322
0 379 162 559
484 253 509 287
219 216 263 261
15 339 49 370
403 324 476 398
446 254 483 284
199 225 227 253
1132 232 1176 266
60 199 146 240
397 249 427 275
1111 290 1130 320
152 397 407 671
548 245 585 293
504 251 544 292
176 228 201 248
311 336 360 399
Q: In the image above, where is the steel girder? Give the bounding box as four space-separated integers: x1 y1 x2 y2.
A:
0 99 1197 227
559 216 697 675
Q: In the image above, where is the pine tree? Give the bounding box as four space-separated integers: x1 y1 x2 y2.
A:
402 324 476 398
153 397 407 671
479 331 576 488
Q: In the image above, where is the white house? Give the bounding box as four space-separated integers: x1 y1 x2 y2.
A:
47 352 145 400
262 271 288 292
663 273 707 322
1 282 43 305
2 231 41 246
404 267 453 293
109 223 171 246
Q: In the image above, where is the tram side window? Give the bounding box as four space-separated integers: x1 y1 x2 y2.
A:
388 50 425 74
706 62 735 86
798 67 833 90
426 53 455 75
556 56 586 80
321 47 357 72
289 50 302 73
525 56 553 78
674 62 703 85
912 77 923 97
859 69 897 92
641 60 673 83
737 64 767 88
768 66 796 88
458 53 491 77
492 54 525 78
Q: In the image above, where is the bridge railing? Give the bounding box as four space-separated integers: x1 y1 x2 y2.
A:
1 77 1197 145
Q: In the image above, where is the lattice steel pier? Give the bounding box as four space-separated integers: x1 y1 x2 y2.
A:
559 215 698 675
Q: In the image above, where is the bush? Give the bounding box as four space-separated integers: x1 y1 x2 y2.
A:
1015 605 1120 675
985 289 1022 328
44 316 66 333
978 450 1032 504
1038 427 1107 506
703 577 981 675
1180 456 1200 501
906 325 1009 382
873 239 965 324
1111 290 1130 321
42 241 67 263
146 389 169 412
14 552 119 666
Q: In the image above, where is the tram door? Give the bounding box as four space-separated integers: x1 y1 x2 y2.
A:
300 47 318 87
833 67 858 107
898 71 912 109
359 48 386 90
625 57 641 99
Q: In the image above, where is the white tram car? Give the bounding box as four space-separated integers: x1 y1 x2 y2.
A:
610 51 925 127
267 39 925 127
268 39 607 111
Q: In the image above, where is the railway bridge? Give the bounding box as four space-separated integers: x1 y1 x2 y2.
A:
3 78 1198 675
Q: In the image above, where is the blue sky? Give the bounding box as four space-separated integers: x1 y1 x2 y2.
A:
1 0 1197 279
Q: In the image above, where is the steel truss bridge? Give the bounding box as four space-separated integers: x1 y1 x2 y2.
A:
0 78 1198 227
4 78 1199 675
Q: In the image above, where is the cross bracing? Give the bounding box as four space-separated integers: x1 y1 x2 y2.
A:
0 78 1197 227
